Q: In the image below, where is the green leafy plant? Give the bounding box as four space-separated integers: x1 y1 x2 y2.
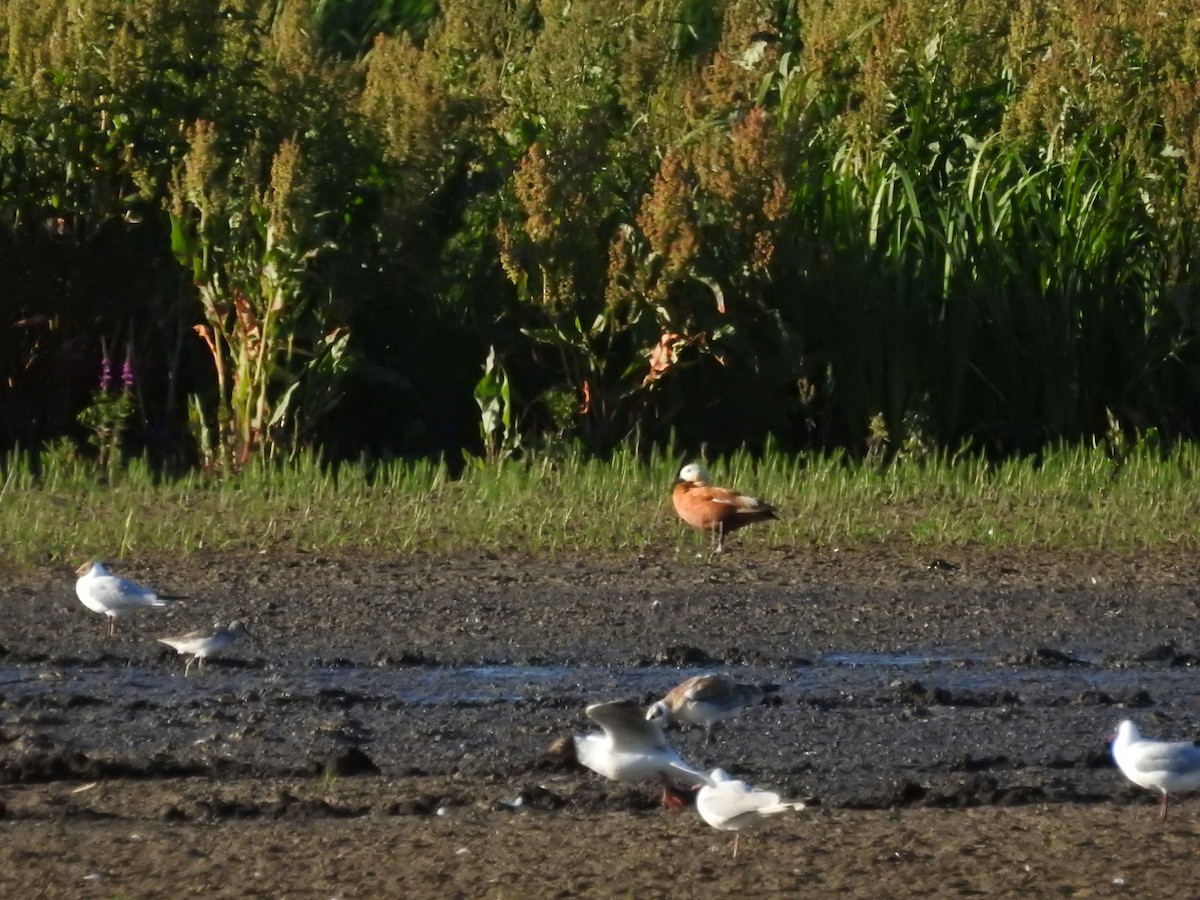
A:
169 125 350 469
472 345 522 464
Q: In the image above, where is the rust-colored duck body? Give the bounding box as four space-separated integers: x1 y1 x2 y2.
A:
671 463 777 553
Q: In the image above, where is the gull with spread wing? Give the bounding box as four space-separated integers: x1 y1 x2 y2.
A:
547 699 710 808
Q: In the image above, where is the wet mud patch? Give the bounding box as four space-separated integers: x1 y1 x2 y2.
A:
2 544 1200 895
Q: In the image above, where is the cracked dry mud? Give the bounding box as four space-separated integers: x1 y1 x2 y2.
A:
2 542 1200 897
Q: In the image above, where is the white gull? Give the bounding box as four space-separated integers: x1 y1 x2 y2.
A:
1112 719 1200 823
696 768 806 857
547 699 709 807
75 560 184 637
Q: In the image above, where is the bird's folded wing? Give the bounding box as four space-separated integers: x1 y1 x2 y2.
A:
1134 741 1200 772
706 782 785 817
685 677 733 703
91 581 150 608
758 801 806 814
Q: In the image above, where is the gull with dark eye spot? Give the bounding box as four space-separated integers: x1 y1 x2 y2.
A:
75 560 186 637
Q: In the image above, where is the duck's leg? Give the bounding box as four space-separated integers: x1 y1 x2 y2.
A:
1159 791 1170 823
710 521 725 555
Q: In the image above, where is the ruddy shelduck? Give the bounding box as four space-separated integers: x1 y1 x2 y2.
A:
1112 719 1200 823
696 768 806 858
75 560 185 637
647 674 778 746
671 462 778 553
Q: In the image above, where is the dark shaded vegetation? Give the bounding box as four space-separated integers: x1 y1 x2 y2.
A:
2 0 1198 471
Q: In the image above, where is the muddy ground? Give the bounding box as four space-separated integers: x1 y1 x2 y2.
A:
2 541 1200 897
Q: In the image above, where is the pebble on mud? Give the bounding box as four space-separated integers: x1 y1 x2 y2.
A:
158 804 186 822
314 746 380 778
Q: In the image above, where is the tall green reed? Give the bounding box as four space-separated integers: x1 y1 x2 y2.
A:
788 104 1187 455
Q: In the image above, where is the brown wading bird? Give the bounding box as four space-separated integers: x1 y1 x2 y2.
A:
671 463 778 554
158 621 253 677
647 674 779 747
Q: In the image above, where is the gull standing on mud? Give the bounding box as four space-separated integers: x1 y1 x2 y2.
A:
647 674 778 746
696 768 806 858
546 699 709 807
1111 719 1200 823
671 463 778 554
158 621 253 676
75 560 185 637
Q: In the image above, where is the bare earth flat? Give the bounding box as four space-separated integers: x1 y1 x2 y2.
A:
2 541 1200 897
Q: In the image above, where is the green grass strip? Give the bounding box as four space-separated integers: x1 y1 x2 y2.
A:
2 442 1198 569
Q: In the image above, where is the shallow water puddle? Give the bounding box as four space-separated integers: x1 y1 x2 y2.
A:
0 652 1179 804
0 654 1189 708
